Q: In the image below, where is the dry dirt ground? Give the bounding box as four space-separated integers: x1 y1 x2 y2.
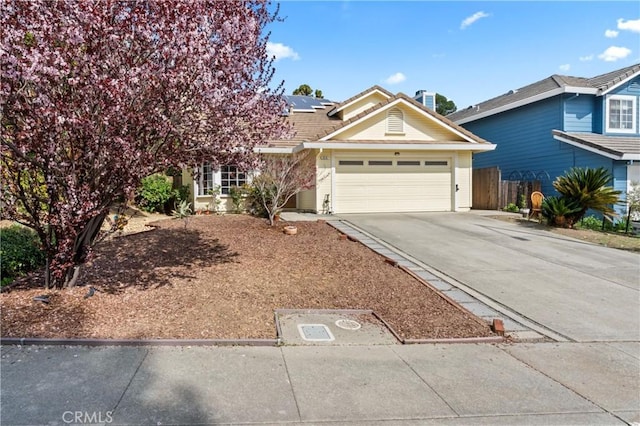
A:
1 214 494 341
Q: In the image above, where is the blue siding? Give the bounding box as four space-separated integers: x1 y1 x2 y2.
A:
593 97 604 133
467 95 621 198
563 94 595 132
469 96 565 196
612 78 640 96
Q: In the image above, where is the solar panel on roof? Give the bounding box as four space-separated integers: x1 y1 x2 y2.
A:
283 95 333 111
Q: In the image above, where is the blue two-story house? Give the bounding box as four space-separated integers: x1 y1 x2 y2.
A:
448 63 640 216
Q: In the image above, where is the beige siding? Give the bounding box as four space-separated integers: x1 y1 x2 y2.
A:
298 188 316 211
182 168 195 204
315 149 333 213
340 92 391 121
456 152 472 210
335 105 464 141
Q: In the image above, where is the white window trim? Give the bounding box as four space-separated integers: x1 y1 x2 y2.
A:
195 164 216 197
219 165 248 195
605 94 637 134
195 164 250 197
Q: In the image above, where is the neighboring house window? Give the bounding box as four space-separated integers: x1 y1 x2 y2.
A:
221 165 246 194
198 163 213 196
387 108 404 133
606 95 636 133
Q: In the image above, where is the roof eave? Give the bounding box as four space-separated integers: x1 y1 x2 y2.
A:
327 87 393 117
302 142 496 152
599 69 640 96
455 86 598 125
552 133 624 160
254 145 305 154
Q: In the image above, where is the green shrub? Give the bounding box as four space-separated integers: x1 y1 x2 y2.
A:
553 167 621 223
175 184 190 204
503 203 519 213
228 185 247 213
541 196 582 227
576 215 631 233
519 194 528 209
0 225 45 286
245 182 268 218
137 174 175 213
576 215 603 231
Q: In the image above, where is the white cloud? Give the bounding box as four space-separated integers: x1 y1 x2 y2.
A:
579 54 594 61
384 72 406 85
559 64 571 72
598 46 632 62
460 11 490 30
617 18 640 33
605 29 619 38
266 42 300 62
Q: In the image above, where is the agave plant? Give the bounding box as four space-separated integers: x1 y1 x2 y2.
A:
541 196 582 227
553 167 621 223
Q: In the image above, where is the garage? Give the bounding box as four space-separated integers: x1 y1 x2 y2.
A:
334 155 452 213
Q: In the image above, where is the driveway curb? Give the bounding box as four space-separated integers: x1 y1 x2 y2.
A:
329 220 562 342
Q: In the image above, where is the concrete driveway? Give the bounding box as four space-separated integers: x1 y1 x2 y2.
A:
342 212 640 342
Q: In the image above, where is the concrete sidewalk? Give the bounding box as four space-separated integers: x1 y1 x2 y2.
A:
1 342 638 425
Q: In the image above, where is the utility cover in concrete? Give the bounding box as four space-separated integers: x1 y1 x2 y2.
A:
297 324 335 342
277 311 397 345
335 319 361 330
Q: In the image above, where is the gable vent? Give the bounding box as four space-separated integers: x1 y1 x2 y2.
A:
387 108 404 133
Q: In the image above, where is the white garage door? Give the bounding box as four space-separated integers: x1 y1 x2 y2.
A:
335 156 452 213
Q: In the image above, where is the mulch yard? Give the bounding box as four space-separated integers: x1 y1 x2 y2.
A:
0 215 494 341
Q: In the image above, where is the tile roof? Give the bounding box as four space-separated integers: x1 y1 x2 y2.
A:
326 85 394 116
267 108 342 147
321 92 492 145
264 90 494 149
552 130 640 159
449 63 640 123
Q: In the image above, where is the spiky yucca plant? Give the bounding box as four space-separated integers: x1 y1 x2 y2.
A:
553 167 621 224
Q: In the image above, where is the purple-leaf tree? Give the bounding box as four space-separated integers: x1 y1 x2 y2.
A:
1 0 289 288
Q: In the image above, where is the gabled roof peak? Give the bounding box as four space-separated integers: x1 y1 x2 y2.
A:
327 85 394 117
449 63 640 123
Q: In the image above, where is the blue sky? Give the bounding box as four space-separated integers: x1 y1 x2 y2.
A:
265 1 640 109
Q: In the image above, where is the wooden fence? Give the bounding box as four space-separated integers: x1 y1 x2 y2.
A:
472 167 541 210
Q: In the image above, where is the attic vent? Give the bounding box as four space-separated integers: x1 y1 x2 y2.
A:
387 108 404 133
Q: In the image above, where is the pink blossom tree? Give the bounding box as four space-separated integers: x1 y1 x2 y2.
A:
1 0 289 288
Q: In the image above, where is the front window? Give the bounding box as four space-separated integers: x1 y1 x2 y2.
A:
199 163 213 196
221 165 246 194
606 95 636 133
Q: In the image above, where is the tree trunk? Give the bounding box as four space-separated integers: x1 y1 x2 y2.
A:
43 212 109 289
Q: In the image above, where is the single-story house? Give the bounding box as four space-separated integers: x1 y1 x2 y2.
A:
448 63 640 216
185 85 495 214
